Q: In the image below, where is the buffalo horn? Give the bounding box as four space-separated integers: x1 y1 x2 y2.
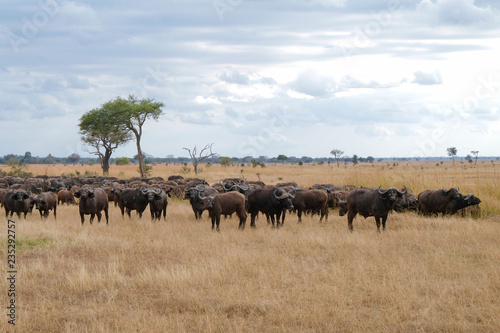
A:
397 185 407 195
273 188 289 200
377 186 389 195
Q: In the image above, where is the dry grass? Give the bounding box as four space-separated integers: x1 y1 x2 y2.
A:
1 162 500 332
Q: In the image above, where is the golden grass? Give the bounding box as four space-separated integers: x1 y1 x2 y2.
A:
1 162 500 332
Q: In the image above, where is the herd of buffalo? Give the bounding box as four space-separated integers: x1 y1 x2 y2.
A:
0 174 482 231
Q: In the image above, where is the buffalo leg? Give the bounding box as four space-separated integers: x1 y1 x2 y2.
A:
104 207 109 225
89 213 95 224
80 213 85 225
54 205 57 219
97 212 102 223
381 215 388 231
270 214 276 228
250 212 258 229
347 211 357 231
321 207 328 222
375 217 381 232
216 216 220 232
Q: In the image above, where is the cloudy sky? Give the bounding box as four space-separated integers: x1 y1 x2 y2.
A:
1 0 499 160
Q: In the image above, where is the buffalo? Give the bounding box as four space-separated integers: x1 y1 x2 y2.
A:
291 189 329 222
393 190 419 213
113 187 163 219
149 187 170 221
74 187 109 225
3 190 34 219
343 186 407 231
446 193 481 216
418 188 480 216
201 191 247 231
184 184 218 219
246 187 295 229
417 188 461 217
34 192 57 219
57 189 76 205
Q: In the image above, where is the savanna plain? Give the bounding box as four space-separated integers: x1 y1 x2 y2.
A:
1 161 500 332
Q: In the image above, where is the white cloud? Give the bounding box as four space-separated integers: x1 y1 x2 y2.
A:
0 0 499 158
412 70 443 85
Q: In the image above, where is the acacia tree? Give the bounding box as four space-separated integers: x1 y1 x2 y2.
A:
277 154 287 164
471 150 479 165
105 95 164 177
330 149 344 167
79 107 132 175
183 143 216 175
447 147 457 165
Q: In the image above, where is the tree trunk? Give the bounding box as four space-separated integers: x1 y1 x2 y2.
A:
193 162 198 175
134 133 144 177
101 149 112 176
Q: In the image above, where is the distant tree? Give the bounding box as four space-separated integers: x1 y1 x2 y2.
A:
116 157 131 165
465 154 473 164
330 149 344 167
471 150 479 165
219 156 233 166
22 151 32 164
67 153 81 165
4 154 17 162
366 156 374 163
104 95 164 177
183 143 216 175
301 156 314 164
44 154 56 164
79 105 132 175
352 154 358 166
277 154 287 164
447 147 457 165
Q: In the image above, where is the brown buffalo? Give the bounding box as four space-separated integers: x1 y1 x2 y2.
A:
34 192 57 219
292 189 328 222
57 189 76 205
74 187 109 225
201 191 247 231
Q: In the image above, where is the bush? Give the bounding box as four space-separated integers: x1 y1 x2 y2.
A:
116 157 131 165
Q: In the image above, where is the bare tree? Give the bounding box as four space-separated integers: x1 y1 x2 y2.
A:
330 149 344 167
183 143 216 175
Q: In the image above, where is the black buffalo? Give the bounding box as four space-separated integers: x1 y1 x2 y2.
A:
149 187 170 221
246 187 295 229
446 193 481 216
417 188 461 217
184 184 218 219
393 191 419 213
344 186 407 231
114 187 163 219
3 190 34 219
418 188 480 216
74 187 109 225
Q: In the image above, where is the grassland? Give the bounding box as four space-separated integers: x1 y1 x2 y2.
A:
1 162 499 332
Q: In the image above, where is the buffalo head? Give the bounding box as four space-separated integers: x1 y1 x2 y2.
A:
377 185 407 202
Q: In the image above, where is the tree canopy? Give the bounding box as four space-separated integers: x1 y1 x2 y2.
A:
78 106 132 175
103 95 164 177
